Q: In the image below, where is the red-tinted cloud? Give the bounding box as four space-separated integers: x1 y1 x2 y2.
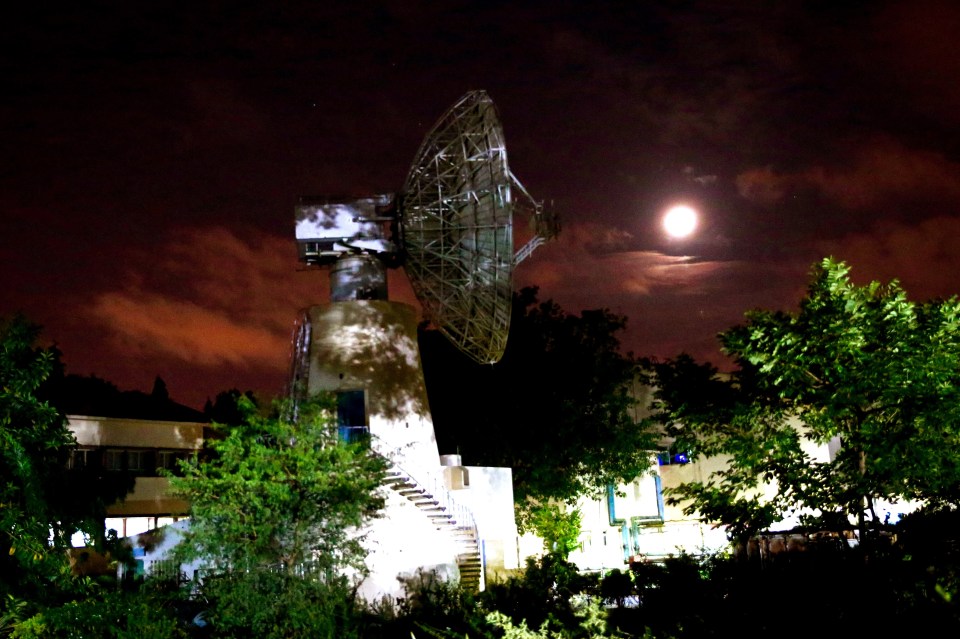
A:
86 228 317 368
820 216 960 301
734 166 789 206
89 292 289 367
65 225 424 407
516 222 736 307
514 222 774 360
736 137 960 210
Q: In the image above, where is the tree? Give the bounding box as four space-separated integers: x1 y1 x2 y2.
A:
421 287 656 518
0 315 132 604
643 258 960 545
202 388 259 426
41 371 205 422
523 503 583 560
150 376 170 402
169 395 388 638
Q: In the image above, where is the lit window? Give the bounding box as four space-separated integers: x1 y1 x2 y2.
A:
656 451 690 466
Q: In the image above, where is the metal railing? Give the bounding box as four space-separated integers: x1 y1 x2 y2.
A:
385 462 483 590
386 462 478 537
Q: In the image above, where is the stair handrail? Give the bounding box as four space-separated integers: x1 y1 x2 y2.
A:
385 464 479 538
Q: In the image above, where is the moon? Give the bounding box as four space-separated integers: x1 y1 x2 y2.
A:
663 205 698 238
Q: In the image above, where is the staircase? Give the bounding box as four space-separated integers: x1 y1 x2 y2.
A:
383 466 484 592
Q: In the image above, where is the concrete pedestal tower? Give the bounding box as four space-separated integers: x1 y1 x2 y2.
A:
289 256 479 599
289 91 556 598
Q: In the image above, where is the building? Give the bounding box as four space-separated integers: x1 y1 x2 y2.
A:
65 388 521 598
67 414 202 543
550 382 924 572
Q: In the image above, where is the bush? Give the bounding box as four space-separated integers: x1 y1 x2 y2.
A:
198 571 360 639
479 554 597 635
354 569 487 639
9 586 186 639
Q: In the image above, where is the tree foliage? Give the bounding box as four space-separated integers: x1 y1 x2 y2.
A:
421 287 654 513
40 371 205 422
202 388 259 426
0 315 132 603
9 583 186 639
521 503 583 560
643 258 960 542
169 395 388 638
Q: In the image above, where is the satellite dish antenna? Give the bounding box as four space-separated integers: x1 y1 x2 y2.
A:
289 91 558 599
295 90 558 364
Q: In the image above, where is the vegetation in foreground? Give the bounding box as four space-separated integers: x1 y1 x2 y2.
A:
4 537 960 638
167 393 387 639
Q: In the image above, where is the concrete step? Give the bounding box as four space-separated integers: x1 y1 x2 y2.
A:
384 466 483 592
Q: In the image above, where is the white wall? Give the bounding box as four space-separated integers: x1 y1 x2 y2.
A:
68 416 203 450
446 465 520 576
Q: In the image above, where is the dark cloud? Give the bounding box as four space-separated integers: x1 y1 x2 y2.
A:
821 217 960 302
4 0 960 406
872 0 960 128
516 222 806 366
737 137 960 212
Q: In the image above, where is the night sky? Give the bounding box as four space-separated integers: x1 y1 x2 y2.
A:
4 1 960 409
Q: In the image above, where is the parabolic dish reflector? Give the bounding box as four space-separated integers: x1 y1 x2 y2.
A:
399 91 514 365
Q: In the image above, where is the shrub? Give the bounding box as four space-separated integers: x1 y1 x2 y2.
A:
9 586 185 639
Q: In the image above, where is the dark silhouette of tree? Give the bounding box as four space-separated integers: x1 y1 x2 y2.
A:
421 287 655 515
150 375 169 402
203 388 260 426
42 372 205 422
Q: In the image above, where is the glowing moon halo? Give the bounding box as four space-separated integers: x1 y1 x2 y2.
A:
663 205 698 238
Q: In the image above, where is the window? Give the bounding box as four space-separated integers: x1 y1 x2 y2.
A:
104 449 124 471
156 450 184 474
336 390 368 443
126 450 147 473
656 451 690 466
68 448 94 470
